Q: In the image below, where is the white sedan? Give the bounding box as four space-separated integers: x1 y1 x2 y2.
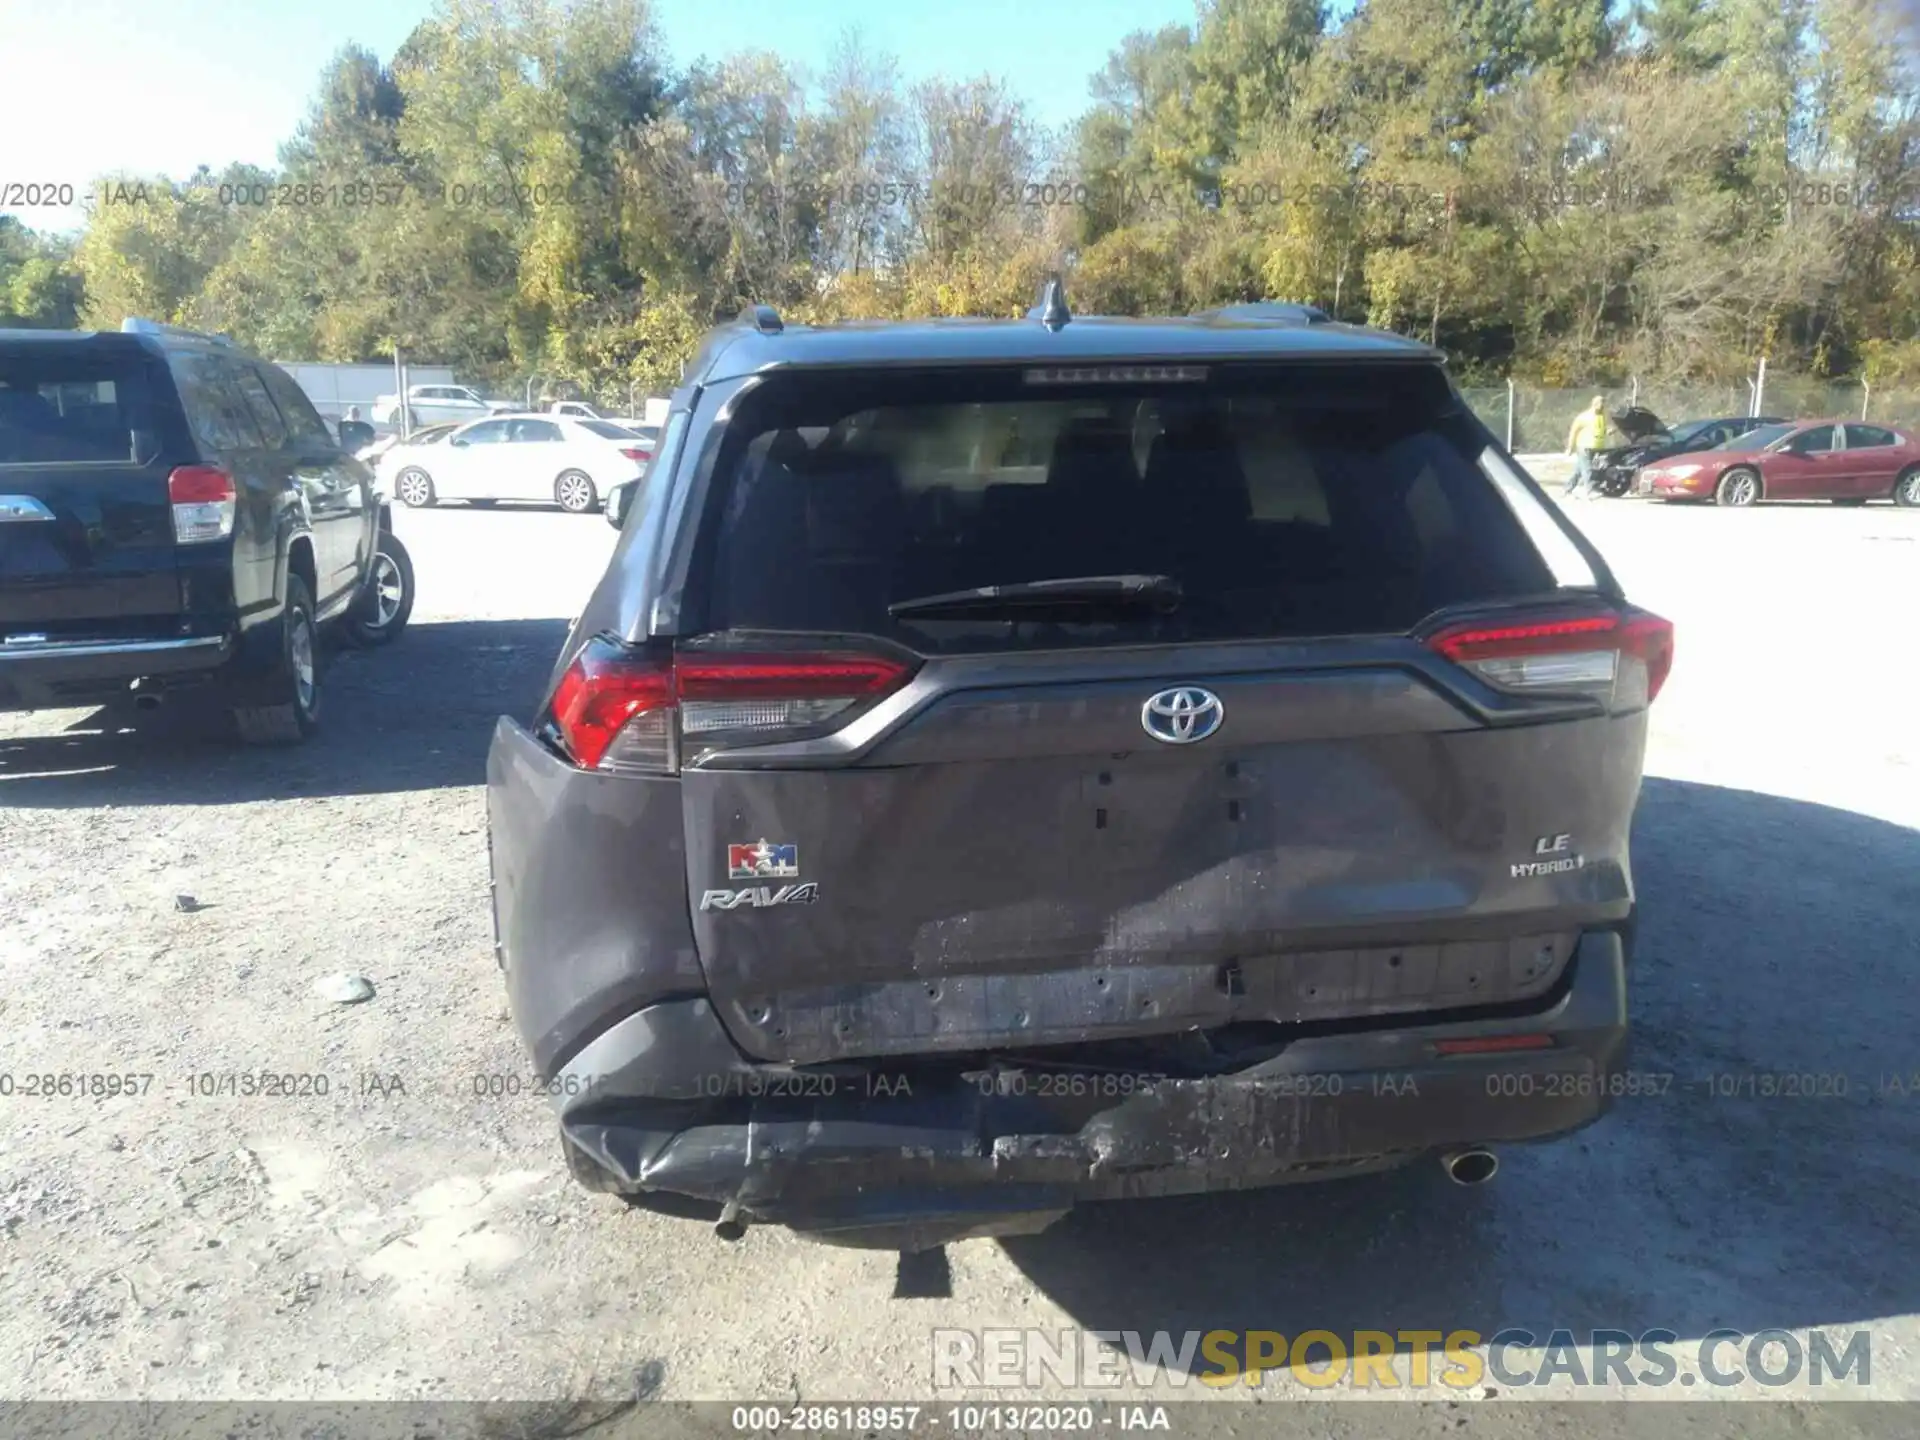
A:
383 414 650 514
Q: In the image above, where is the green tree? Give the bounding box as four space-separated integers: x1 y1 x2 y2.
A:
0 219 83 328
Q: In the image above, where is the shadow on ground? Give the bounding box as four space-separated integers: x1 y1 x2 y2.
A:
0 618 568 808
999 777 1920 1363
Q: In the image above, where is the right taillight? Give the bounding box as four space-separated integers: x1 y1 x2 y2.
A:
547 639 916 774
1424 605 1673 708
168 465 236 544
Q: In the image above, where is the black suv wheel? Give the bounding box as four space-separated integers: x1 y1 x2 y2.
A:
233 572 321 744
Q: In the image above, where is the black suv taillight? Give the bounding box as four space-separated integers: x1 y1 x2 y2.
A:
168 465 236 544
547 639 916 774
1424 605 1674 708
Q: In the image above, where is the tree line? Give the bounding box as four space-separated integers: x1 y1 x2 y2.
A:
3 0 1918 400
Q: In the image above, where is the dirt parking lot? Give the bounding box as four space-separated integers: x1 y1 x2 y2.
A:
3 494 1919 1427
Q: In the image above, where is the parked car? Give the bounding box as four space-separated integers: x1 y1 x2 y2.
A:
364 421 460 475
371 383 513 427
1640 418 1920 505
281 361 458 424
1591 414 1787 497
1 317 413 742
1571 405 1660 497
388 412 649 513
487 290 1672 1249
544 405 657 457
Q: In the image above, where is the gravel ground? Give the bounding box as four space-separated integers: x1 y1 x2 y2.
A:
2 494 1918 1428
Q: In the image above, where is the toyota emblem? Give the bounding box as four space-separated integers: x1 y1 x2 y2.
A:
1141 686 1224 744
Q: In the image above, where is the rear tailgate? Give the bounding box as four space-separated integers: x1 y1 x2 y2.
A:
558 362 1660 1065
680 639 1649 1065
0 339 182 636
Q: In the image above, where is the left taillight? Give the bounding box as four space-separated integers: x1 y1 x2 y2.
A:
1424 605 1673 708
168 465 236 544
546 639 915 774
618 446 651 464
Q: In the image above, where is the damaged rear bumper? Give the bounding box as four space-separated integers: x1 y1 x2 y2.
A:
554 931 1627 1244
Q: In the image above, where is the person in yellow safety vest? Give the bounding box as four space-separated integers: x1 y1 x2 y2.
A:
1564 396 1610 498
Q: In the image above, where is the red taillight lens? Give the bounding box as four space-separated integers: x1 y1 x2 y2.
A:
168 465 236 504
167 465 236 543
550 644 673 771
1617 609 1675 704
548 643 914 773
1424 605 1673 706
619 447 651 463
1426 613 1619 662
1434 1034 1556 1055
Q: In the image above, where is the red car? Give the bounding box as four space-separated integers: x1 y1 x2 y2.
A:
1639 419 1920 507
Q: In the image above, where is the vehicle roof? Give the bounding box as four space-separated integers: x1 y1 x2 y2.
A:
1709 418 1874 444
0 327 239 359
685 308 1445 385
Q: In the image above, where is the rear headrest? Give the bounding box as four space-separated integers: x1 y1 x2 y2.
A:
802 452 903 562
1047 418 1138 501
1143 426 1252 524
0 385 62 428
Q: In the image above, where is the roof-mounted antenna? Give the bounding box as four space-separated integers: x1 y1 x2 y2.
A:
740 303 783 335
1028 274 1071 332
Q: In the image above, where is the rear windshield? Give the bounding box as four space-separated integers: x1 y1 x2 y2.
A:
0 348 163 466
698 365 1557 651
579 420 634 440
1718 424 1790 450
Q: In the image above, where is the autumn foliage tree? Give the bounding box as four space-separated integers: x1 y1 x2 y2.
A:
19 0 1916 399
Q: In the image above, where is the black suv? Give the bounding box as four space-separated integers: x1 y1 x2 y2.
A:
0 318 413 741
487 287 1672 1249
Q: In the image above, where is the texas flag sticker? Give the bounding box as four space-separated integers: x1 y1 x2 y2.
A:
728 840 799 879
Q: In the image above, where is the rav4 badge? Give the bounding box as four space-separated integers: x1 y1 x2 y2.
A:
700 884 820 912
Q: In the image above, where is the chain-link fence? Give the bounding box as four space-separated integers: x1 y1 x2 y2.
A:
1461 379 1920 455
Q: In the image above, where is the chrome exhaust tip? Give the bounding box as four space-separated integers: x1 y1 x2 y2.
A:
714 1199 747 1241
1441 1148 1499 1186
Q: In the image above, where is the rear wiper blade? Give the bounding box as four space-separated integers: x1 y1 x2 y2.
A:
889 574 1183 620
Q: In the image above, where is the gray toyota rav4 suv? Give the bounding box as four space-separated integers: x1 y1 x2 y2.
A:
486 288 1672 1248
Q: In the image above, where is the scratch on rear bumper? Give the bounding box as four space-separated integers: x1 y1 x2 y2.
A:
554 932 1628 1238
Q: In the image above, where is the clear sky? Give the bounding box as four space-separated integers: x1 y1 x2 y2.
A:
0 0 1197 233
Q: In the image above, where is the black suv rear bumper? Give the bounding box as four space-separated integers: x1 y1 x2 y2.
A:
0 632 236 711
553 931 1628 1246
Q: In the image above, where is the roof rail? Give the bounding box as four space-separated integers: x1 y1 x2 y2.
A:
1027 274 1071 331
1194 301 1331 325
739 304 783 335
121 316 236 345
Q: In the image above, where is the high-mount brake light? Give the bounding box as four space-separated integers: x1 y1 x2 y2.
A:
548 642 915 774
1023 364 1208 385
1424 606 1673 706
167 465 236 544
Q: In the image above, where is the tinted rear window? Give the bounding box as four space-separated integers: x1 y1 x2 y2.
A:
168 353 264 453
0 348 163 465
580 420 634 440
698 365 1555 651
1720 424 1790 449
